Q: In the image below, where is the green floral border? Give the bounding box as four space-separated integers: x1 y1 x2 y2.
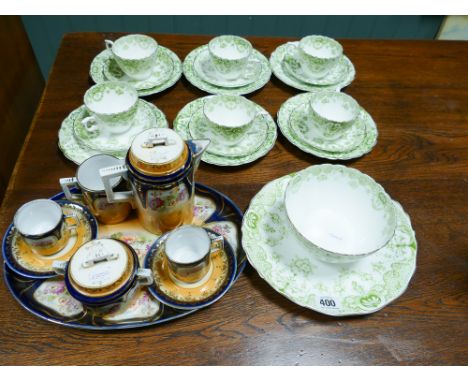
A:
174 96 277 166
183 45 271 96
277 92 378 160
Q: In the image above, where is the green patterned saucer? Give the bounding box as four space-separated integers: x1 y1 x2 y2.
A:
270 42 355 92
103 48 174 90
59 100 168 165
183 46 271 95
90 46 182 97
174 96 277 166
242 174 417 317
289 102 366 153
278 93 377 160
189 107 267 157
193 48 261 88
73 100 166 153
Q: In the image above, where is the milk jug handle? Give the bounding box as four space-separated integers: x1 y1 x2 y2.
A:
99 164 133 204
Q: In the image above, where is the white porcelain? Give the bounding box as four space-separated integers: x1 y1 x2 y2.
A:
203 95 258 146
83 82 138 135
284 165 397 262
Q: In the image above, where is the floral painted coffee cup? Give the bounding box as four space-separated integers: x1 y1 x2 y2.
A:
293 35 343 79
203 95 259 146
105 34 159 80
60 154 132 225
13 199 78 256
164 225 224 285
208 35 254 80
307 91 360 141
82 82 138 135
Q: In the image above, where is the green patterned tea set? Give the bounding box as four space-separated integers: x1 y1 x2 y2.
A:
2 34 416 329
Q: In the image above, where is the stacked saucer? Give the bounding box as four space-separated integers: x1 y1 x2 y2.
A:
278 91 377 160
90 34 182 97
183 35 271 95
242 164 417 317
174 95 277 166
270 35 355 92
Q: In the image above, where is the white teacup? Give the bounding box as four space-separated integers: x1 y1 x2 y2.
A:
105 34 158 80
82 82 138 136
307 91 360 141
208 35 254 80
203 95 258 146
293 35 343 79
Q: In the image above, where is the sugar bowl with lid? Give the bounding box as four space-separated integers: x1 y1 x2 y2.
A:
99 128 209 235
52 238 153 308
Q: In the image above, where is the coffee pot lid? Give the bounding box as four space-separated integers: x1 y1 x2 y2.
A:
69 239 130 290
129 128 189 176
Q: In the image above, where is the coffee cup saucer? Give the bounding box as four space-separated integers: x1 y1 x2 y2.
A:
289 102 367 153
282 45 352 86
174 96 277 166
90 46 182 97
2 200 98 279
242 172 417 317
188 108 268 158
73 99 165 154
193 48 261 88
270 42 355 92
59 100 168 165
278 92 377 160
144 228 237 310
183 46 271 96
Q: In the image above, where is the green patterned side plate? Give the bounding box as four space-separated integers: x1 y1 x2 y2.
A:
278 92 378 160
270 42 355 92
242 173 417 317
73 99 164 153
90 46 182 97
174 96 277 166
289 102 366 153
59 100 168 164
183 45 272 96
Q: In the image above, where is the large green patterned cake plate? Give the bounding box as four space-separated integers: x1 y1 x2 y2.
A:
242 173 417 317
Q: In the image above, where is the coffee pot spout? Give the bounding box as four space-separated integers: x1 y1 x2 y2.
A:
187 139 210 167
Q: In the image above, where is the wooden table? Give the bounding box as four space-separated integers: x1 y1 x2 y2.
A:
0 33 467 365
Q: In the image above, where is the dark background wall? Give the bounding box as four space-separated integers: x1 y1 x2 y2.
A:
21 15 444 79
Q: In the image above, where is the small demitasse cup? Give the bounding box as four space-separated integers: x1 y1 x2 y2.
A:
307 91 360 141
295 35 343 79
203 95 258 146
52 238 153 309
60 154 132 225
105 34 159 80
82 82 138 135
164 225 224 285
13 199 78 256
208 35 253 80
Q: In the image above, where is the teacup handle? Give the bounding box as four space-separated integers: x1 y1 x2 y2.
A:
64 213 80 235
105 39 114 50
60 177 82 201
52 260 68 275
210 234 224 253
99 164 134 204
136 268 153 286
242 58 261 80
81 116 99 133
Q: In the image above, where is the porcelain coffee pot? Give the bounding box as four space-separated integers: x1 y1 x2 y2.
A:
100 128 209 235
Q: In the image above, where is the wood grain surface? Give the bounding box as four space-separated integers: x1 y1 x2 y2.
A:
0 33 467 365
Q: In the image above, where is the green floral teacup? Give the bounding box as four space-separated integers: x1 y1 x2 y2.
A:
292 35 343 79
307 91 360 141
105 34 158 80
208 35 253 80
82 82 138 135
203 95 258 146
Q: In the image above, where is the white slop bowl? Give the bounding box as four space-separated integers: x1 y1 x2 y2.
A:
284 164 397 263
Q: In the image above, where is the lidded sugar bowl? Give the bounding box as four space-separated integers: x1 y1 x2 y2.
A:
52 238 153 308
99 128 209 235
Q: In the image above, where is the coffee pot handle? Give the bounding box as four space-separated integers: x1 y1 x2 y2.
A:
105 40 114 50
99 164 134 204
60 177 82 201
